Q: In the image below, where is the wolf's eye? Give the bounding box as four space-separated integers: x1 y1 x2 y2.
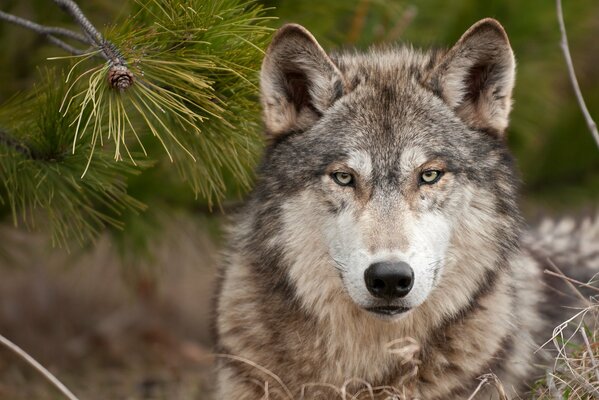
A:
332 172 354 186
420 170 443 185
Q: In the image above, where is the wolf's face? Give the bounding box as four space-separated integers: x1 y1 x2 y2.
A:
255 20 520 320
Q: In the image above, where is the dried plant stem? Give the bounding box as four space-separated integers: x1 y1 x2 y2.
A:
556 366 599 398
556 0 599 149
0 333 80 400
466 374 507 400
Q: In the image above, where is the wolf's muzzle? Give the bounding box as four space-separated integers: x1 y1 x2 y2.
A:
364 261 414 300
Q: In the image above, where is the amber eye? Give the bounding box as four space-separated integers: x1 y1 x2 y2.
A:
332 172 354 186
420 170 443 185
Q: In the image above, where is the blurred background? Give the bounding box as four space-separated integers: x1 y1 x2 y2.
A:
0 0 597 399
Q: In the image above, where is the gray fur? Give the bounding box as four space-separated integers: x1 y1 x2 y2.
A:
214 19 598 399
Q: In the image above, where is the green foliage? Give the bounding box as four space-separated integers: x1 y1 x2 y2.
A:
0 72 146 247
65 0 272 201
0 0 272 247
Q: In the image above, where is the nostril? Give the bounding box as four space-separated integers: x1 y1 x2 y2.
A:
372 278 386 291
397 277 412 289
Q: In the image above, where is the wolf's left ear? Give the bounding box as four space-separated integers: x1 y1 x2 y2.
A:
427 18 515 136
260 24 345 138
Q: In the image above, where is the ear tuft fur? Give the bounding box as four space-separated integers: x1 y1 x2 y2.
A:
427 18 516 136
260 24 345 138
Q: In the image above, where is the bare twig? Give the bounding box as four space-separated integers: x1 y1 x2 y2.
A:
0 10 89 43
52 0 125 66
0 10 90 56
0 333 80 400
52 0 102 45
556 0 599 149
0 0 133 89
545 267 599 296
0 0 126 64
43 35 89 55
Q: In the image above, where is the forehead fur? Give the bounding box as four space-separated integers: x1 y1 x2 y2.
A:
330 46 446 92
327 46 462 144
312 47 468 171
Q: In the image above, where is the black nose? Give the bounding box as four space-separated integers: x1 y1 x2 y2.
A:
364 261 414 300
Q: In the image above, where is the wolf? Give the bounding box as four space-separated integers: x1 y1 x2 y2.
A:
214 18 599 399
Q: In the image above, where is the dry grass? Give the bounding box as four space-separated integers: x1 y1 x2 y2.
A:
530 305 599 399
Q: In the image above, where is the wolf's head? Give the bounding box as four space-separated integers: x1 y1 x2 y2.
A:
249 19 522 321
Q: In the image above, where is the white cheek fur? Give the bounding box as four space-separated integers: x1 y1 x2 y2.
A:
403 212 451 306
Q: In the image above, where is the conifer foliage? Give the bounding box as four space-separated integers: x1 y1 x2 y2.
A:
0 0 272 246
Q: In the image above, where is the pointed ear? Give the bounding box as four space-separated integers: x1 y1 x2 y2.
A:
427 18 516 136
260 24 345 138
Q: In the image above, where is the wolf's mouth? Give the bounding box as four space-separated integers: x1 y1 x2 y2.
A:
365 306 410 316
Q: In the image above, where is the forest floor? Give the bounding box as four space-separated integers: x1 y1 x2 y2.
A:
0 209 597 400
0 217 218 400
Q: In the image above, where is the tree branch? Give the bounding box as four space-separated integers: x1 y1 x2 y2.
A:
52 0 103 46
0 10 90 56
556 0 599 149
52 0 125 66
0 333 80 400
44 34 89 56
0 1 133 88
0 10 89 44
0 1 127 64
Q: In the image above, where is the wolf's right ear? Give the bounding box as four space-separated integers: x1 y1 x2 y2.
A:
260 24 345 138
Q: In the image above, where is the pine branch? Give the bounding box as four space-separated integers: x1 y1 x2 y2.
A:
0 0 271 245
0 71 147 247
556 0 599 150
58 0 271 195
